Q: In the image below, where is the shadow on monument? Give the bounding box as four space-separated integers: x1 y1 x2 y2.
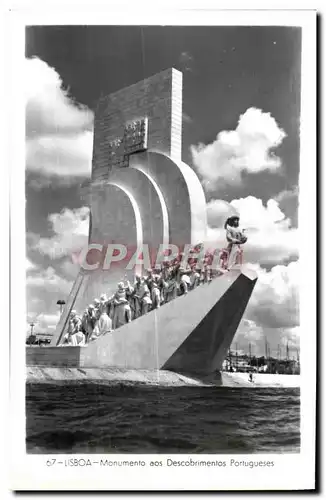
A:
162 274 257 382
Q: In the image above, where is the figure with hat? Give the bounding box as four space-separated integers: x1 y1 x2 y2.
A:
99 293 108 310
225 215 247 247
90 298 102 338
189 266 200 290
144 268 155 293
131 274 144 319
112 280 133 329
96 296 113 339
155 266 167 305
140 280 152 315
221 215 247 270
169 255 183 299
65 310 85 346
160 263 171 304
179 272 191 295
151 275 161 309
81 304 97 343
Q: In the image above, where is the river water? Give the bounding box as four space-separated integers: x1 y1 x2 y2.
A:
26 383 300 454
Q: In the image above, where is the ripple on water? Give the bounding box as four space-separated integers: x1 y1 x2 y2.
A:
26 384 300 454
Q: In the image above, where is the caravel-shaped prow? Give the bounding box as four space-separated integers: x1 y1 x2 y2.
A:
27 267 257 379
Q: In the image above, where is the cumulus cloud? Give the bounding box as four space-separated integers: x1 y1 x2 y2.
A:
26 265 73 295
235 318 264 343
60 258 81 280
25 57 94 185
35 206 89 259
274 186 299 204
26 57 93 137
205 196 298 265
26 206 90 330
233 323 300 358
26 312 61 335
246 261 299 330
233 261 300 356
26 131 93 178
274 186 299 226
26 264 74 333
206 199 239 228
191 107 286 191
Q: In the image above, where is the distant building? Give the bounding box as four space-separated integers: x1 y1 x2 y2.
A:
26 333 53 346
222 351 300 374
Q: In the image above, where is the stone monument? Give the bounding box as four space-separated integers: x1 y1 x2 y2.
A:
27 68 257 380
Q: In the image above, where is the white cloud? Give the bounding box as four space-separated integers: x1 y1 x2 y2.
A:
35 206 89 259
246 261 299 330
191 107 286 191
60 258 81 279
26 265 74 332
205 196 298 265
26 313 60 334
26 131 93 178
274 186 299 226
231 197 288 229
25 57 94 184
26 266 73 295
233 262 300 356
235 318 264 343
26 258 36 271
26 57 93 137
206 199 238 228
280 326 300 350
233 324 300 358
27 206 89 330
274 186 299 204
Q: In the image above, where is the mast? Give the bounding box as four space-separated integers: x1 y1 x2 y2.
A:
296 348 300 374
265 337 268 359
265 338 271 373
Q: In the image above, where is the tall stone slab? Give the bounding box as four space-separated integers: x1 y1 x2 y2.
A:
93 67 183 175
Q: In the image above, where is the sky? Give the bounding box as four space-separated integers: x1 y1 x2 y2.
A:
25 25 301 357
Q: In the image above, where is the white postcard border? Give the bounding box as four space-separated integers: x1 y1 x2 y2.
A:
7 8 317 492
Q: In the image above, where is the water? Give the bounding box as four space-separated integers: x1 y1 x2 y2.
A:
26 383 300 454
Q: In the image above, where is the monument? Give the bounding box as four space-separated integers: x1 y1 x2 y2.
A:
26 68 257 381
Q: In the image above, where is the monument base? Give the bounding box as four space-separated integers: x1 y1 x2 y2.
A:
25 366 300 388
